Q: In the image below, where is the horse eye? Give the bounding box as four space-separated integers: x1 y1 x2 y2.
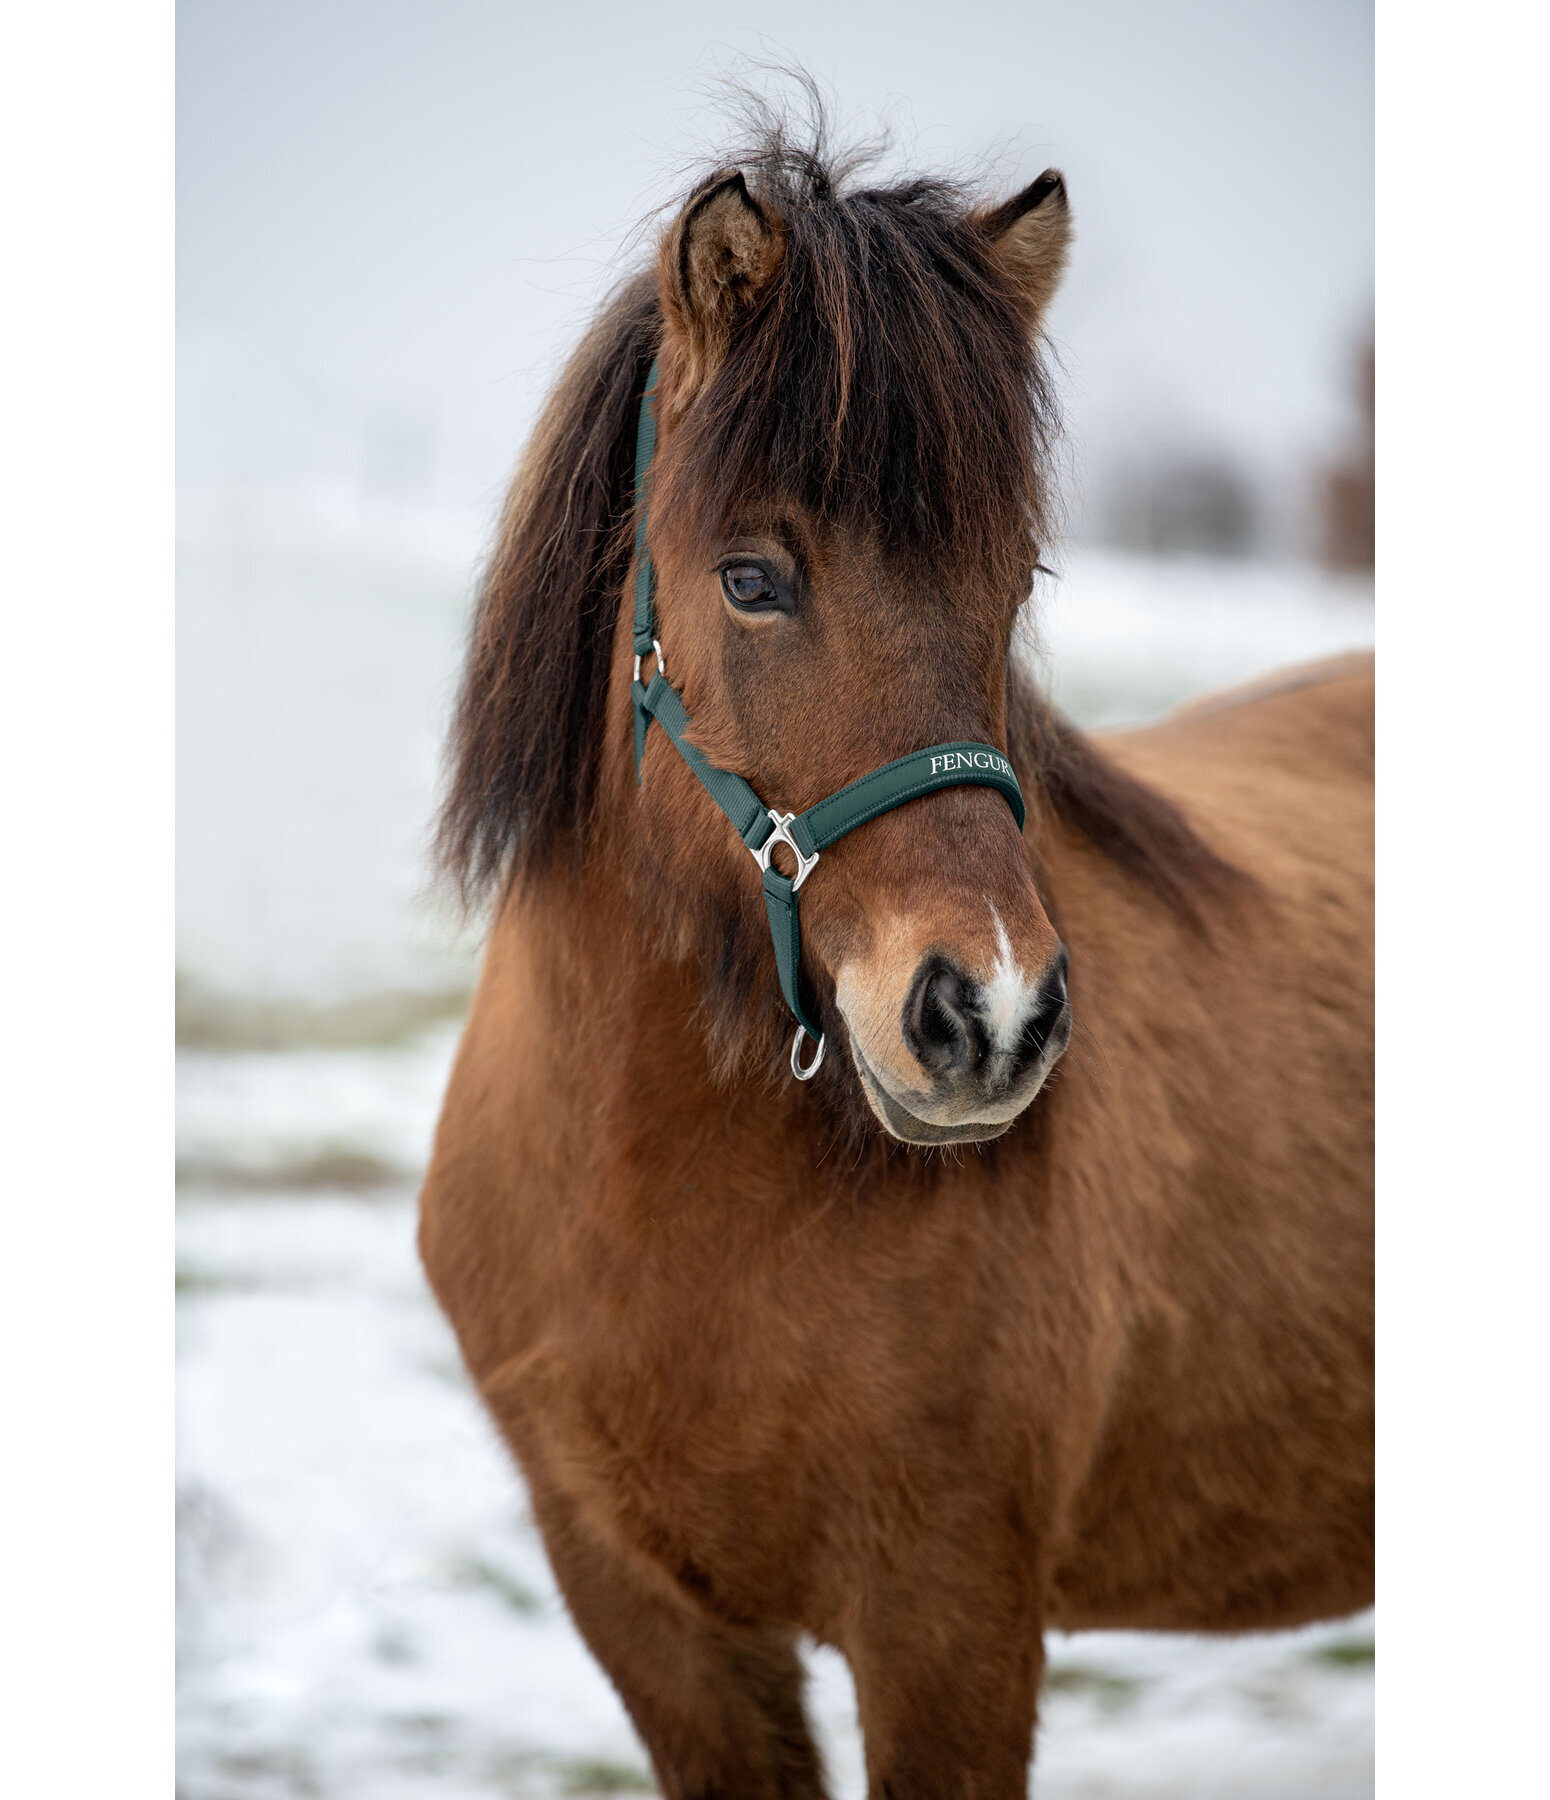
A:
719 561 782 611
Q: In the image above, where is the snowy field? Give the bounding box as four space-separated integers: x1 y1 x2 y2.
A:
177 510 1374 1798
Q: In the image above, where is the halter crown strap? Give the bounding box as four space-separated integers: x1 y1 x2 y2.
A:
631 361 661 659
626 356 1024 1060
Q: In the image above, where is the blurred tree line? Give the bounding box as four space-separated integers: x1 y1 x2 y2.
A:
1320 336 1375 571
1089 327 1374 570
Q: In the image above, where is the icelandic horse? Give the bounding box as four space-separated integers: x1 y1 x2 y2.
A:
420 132 1373 1798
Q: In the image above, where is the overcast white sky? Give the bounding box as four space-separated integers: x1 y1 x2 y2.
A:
177 0 1372 545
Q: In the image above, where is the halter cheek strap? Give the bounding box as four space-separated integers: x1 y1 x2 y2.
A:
627 358 1025 1078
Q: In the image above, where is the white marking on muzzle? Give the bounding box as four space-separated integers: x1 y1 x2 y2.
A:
982 907 1042 1057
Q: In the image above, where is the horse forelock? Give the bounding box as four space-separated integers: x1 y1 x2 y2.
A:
655 162 1059 588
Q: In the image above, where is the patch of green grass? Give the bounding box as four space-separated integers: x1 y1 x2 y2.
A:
177 971 471 1049
1042 1664 1144 1714
176 1148 407 1192
390 1712 454 1736
556 1757 657 1795
455 1555 544 1617
1313 1635 1375 1668
486 1747 543 1793
214 1750 320 1795
175 1265 250 1295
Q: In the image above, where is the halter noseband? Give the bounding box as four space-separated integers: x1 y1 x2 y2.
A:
628 359 1025 1081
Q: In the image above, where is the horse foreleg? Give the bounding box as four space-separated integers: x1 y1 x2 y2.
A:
843 1532 1045 1800
526 1475 830 1800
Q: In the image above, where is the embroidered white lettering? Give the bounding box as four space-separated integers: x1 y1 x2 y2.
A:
924 750 1012 782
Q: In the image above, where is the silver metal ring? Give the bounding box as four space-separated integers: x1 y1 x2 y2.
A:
632 639 666 686
752 810 820 891
790 1026 826 1081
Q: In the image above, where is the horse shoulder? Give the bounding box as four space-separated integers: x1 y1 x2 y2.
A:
1029 655 1373 1627
417 881 596 1380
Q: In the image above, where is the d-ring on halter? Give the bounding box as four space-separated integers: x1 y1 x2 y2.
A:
627 358 1026 1080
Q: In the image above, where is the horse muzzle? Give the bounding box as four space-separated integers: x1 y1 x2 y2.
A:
839 941 1071 1145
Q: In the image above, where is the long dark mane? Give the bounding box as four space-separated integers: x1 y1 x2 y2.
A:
437 271 658 902
437 112 1244 925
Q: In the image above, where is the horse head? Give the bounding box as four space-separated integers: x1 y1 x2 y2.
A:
623 162 1075 1143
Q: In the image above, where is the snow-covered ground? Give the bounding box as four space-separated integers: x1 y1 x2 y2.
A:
177 530 1373 1797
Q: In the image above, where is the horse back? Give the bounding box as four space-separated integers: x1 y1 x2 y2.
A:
1119 649 1374 801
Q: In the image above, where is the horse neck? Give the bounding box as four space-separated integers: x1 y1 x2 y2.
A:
493 833 821 1149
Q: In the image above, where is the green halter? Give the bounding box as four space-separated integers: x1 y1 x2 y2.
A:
628 358 1025 1080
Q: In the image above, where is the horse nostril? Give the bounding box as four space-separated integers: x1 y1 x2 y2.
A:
1014 945 1070 1073
902 957 986 1078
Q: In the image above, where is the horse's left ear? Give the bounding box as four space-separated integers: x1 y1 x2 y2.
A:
977 169 1072 328
659 170 785 399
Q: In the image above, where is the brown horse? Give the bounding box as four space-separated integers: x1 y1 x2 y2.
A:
420 128 1373 1798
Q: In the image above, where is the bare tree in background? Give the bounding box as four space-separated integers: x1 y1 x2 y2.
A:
1321 334 1374 571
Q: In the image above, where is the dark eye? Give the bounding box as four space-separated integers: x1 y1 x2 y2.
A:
719 560 786 613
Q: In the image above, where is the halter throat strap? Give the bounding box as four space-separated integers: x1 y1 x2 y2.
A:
627 358 1024 1068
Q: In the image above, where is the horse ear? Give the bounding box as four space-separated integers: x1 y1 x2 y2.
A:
978 169 1072 327
659 170 785 397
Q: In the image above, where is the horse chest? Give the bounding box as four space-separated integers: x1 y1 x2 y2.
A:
518 1213 1054 1616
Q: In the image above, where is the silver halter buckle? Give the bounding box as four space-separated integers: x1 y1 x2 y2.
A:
752 810 819 891
632 639 665 685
